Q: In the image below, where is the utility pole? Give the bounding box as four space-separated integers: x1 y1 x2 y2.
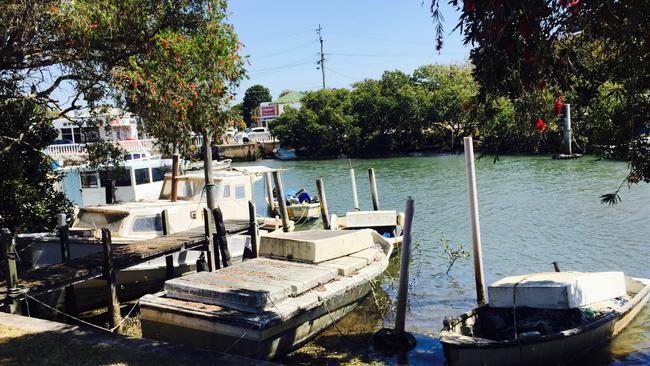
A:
317 24 326 89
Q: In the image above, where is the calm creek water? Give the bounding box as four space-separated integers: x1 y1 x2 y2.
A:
237 154 650 365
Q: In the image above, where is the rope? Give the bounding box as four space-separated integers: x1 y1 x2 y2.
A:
23 291 140 333
223 331 248 353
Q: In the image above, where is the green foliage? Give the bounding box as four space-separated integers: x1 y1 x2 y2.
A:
0 87 73 234
438 234 470 275
242 85 272 126
273 65 483 157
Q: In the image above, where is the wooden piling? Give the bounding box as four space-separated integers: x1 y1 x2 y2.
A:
394 197 415 336
202 130 216 210
1 228 20 314
171 154 180 202
272 171 290 232
316 179 331 229
248 201 259 258
58 214 76 315
265 172 275 216
101 229 122 334
562 103 572 155
463 136 486 305
213 208 231 268
368 168 380 211
350 168 360 211
161 209 175 279
203 207 217 271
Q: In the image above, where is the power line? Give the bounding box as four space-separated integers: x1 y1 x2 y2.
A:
326 52 437 58
252 40 319 61
325 66 363 82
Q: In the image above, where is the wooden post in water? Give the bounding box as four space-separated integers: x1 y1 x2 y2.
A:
58 214 77 314
272 171 290 232
202 130 216 210
203 207 217 271
101 229 122 334
463 136 486 305
171 154 180 202
562 104 572 155
1 228 20 314
161 209 175 279
265 172 275 216
368 168 380 211
248 201 259 258
213 208 231 268
394 197 415 336
350 167 360 211
316 179 331 229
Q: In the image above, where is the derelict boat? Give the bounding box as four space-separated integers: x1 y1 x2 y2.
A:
140 229 393 360
440 271 650 366
331 209 405 248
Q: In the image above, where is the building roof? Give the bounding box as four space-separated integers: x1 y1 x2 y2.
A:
269 91 305 105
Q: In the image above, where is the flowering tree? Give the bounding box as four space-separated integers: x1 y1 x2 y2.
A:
431 0 650 202
114 0 246 158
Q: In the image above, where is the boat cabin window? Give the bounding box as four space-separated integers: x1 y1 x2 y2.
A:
151 167 166 182
114 171 132 187
235 184 246 199
223 185 231 199
131 215 163 232
134 168 151 185
80 172 99 188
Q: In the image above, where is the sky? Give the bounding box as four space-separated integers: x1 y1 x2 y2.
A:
228 0 471 102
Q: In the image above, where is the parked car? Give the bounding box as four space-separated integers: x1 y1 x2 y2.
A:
234 127 269 143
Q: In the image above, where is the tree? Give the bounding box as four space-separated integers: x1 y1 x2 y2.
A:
1 1 220 235
242 85 272 127
430 0 650 201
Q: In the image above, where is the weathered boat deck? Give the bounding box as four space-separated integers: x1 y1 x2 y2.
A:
0 222 250 306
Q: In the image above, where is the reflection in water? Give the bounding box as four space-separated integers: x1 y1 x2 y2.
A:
241 155 650 365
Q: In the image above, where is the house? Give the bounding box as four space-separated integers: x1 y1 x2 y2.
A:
253 91 305 128
52 108 141 144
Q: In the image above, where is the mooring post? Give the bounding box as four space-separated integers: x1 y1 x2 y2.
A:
370 197 416 351
272 171 290 232
171 154 180 202
161 209 175 279
264 172 275 217
368 168 380 211
316 179 331 229
1 228 21 314
101 229 122 334
350 165 360 211
562 103 572 155
463 136 486 305
395 197 415 336
202 130 216 210
57 214 77 314
248 201 259 259
203 207 217 271
213 208 231 268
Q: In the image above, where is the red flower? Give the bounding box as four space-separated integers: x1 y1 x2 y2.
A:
554 96 564 116
90 23 98 29
463 0 476 12
535 118 546 130
463 101 473 111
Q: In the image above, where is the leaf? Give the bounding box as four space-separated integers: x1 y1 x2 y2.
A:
600 193 621 206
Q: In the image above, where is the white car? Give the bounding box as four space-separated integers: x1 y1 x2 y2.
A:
235 127 269 143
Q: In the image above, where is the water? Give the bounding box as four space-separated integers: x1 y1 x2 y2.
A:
237 155 650 365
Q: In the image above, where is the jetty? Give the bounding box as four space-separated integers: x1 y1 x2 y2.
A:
0 222 250 309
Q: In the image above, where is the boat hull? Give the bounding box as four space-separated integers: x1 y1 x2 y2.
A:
441 277 650 366
286 203 320 221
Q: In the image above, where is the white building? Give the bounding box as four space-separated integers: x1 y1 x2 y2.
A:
52 108 141 144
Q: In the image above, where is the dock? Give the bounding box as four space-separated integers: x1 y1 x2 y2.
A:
0 222 250 307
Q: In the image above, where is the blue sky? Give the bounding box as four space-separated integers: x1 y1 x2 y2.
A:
228 1 471 102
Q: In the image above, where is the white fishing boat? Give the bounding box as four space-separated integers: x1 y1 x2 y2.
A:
331 210 404 247
273 188 321 222
140 229 393 360
440 271 650 366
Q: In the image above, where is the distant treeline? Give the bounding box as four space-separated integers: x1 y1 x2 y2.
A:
271 64 628 158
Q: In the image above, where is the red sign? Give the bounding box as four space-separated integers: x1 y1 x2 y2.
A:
260 105 277 117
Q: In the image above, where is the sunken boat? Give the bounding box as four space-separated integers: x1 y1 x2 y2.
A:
139 229 393 360
440 271 650 366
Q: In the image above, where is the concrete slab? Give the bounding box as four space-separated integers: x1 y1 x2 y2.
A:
345 210 396 228
488 271 626 309
348 247 383 265
318 256 368 276
259 229 374 263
